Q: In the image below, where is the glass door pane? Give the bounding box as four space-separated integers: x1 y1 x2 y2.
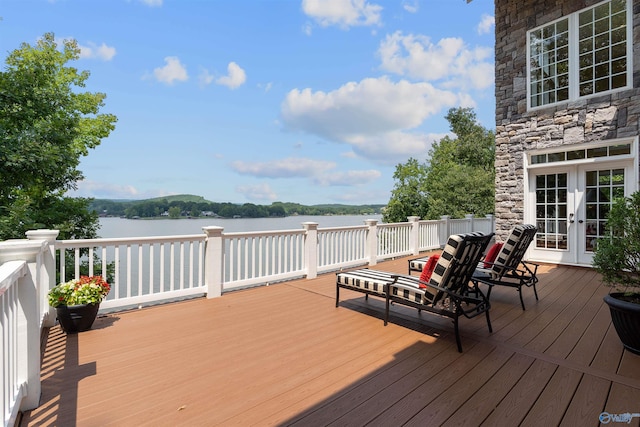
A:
535 172 568 250
584 168 625 251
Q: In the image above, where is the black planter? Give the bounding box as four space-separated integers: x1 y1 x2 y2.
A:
56 303 100 333
604 293 640 355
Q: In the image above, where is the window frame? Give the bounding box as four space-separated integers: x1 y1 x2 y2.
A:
526 0 633 111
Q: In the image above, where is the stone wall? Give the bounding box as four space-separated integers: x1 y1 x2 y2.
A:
494 0 640 239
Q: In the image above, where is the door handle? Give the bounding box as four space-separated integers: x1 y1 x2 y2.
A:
578 220 584 224
569 213 575 224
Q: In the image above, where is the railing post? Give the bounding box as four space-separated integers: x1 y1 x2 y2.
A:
439 215 451 247
26 229 60 327
0 239 47 412
203 226 224 298
302 222 318 279
466 214 475 233
407 216 420 255
486 214 495 235
365 219 378 266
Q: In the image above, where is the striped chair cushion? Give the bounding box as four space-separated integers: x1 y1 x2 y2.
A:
336 269 391 296
490 224 537 276
409 256 429 272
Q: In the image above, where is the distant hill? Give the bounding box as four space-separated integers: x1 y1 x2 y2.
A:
143 194 213 204
88 196 384 219
96 194 211 204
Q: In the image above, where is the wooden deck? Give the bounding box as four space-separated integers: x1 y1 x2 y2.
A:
21 255 640 426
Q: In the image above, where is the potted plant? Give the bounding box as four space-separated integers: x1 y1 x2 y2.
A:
48 275 111 333
592 191 640 355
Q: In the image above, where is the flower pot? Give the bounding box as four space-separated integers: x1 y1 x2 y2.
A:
56 303 100 333
603 293 640 355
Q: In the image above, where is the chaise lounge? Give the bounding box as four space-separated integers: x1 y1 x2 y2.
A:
336 232 493 352
471 224 539 310
409 224 539 310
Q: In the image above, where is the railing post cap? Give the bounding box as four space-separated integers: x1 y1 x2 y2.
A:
202 226 224 237
26 229 60 241
301 222 319 230
364 219 378 226
407 216 420 222
0 239 46 262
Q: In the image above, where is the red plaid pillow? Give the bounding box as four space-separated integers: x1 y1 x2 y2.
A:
419 254 440 288
483 242 503 268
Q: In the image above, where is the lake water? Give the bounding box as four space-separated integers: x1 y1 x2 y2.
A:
98 215 383 238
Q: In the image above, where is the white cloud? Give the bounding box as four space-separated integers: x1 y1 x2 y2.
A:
345 131 444 165
402 0 419 13
231 157 336 178
198 69 215 86
153 56 188 85
67 180 173 200
282 77 455 138
140 0 162 7
216 62 246 89
258 82 273 92
378 31 494 90
477 14 495 35
315 169 381 186
236 183 278 201
78 41 116 61
302 0 382 29
280 76 457 164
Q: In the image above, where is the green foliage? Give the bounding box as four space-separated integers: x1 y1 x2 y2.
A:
168 206 182 219
89 198 383 219
592 192 640 294
48 275 111 307
383 107 495 222
382 158 429 223
0 33 116 240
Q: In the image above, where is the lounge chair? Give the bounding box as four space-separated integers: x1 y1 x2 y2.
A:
336 232 493 352
409 224 539 310
470 224 539 310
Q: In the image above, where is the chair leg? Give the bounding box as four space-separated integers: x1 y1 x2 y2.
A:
485 310 493 333
518 287 526 310
335 283 340 307
533 283 539 301
384 293 390 326
453 316 462 353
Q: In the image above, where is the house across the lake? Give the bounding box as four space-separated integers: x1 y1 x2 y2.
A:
494 0 639 267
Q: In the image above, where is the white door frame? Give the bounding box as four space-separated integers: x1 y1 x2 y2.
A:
524 137 638 266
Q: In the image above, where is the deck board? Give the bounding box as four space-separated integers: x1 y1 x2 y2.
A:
20 256 640 427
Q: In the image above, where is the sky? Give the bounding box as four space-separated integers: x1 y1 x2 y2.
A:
1 0 495 206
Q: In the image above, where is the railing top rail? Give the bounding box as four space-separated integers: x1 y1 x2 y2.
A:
378 222 412 228
56 234 206 248
318 225 368 232
0 260 28 295
223 229 306 238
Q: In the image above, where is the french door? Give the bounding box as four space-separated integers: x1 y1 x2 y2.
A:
527 160 634 265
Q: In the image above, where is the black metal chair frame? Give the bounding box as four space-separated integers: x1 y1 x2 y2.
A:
336 233 493 352
471 225 539 310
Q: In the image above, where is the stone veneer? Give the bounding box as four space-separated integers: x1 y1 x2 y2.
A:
493 0 640 240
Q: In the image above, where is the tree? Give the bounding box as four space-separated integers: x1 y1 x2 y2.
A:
382 158 429 223
383 107 495 222
424 108 495 219
0 33 117 240
168 206 182 219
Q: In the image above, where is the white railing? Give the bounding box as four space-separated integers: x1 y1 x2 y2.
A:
0 214 493 425
0 234 57 427
222 229 306 290
56 235 207 311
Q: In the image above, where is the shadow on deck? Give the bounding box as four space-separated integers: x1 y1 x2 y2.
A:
21 256 640 426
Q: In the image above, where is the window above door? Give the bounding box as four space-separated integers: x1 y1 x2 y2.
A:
527 0 632 110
